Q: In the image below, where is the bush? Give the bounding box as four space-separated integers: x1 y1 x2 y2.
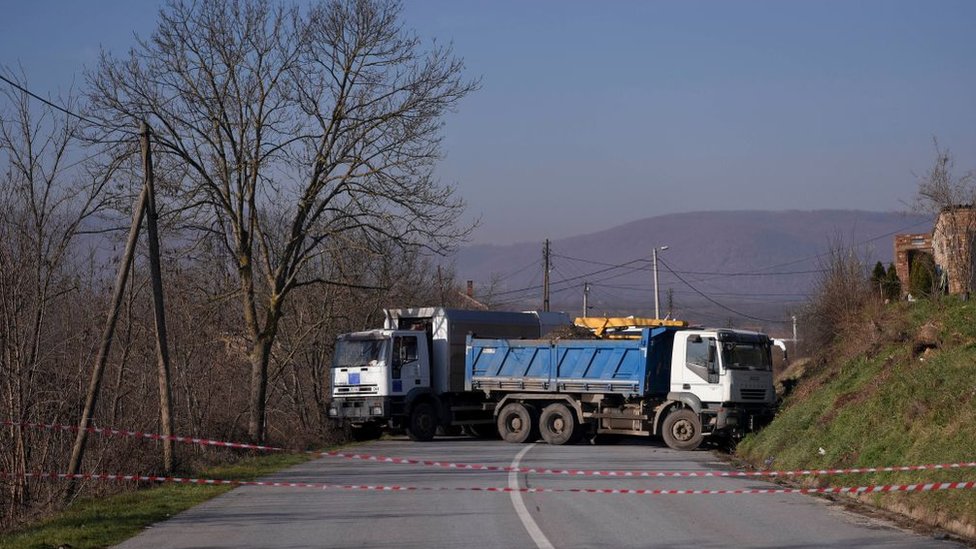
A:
800 243 872 354
909 254 937 298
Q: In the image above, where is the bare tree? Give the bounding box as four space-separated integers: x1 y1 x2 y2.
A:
269 240 471 444
915 142 976 298
800 238 872 354
88 0 477 441
0 71 111 513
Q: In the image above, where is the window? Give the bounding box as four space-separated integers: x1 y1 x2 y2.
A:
686 336 718 383
391 336 418 380
721 342 772 371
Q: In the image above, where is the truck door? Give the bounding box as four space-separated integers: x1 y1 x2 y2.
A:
680 334 723 403
390 333 429 395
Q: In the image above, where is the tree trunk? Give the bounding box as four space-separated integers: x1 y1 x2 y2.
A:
247 333 273 442
247 295 285 443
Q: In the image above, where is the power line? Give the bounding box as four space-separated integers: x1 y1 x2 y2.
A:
491 257 542 284
671 268 826 277
483 217 935 305
0 73 139 136
554 251 822 278
552 252 650 269
51 141 133 178
490 256 648 297
721 218 935 274
553 218 933 278
657 257 788 324
593 282 809 297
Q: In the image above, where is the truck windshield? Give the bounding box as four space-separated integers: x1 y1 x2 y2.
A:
721 342 772 371
334 339 387 368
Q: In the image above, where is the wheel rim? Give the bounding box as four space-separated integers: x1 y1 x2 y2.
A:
508 416 522 433
672 419 695 441
507 414 524 433
551 416 565 434
415 408 433 432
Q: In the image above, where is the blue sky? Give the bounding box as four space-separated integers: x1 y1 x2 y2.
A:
2 1 974 244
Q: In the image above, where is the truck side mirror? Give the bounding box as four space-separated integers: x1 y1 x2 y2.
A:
707 341 719 377
773 339 788 364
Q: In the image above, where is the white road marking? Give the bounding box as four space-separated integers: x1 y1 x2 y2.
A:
509 444 555 549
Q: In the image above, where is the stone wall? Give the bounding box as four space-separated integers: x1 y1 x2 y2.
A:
932 208 976 295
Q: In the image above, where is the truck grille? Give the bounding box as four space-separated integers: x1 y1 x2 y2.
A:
740 388 767 401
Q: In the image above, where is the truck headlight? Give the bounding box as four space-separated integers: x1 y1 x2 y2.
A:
328 407 338 417
371 406 383 415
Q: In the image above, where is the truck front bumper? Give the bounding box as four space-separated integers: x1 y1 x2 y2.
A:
712 405 776 436
329 397 388 424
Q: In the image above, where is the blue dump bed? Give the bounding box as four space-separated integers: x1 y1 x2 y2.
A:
466 327 677 397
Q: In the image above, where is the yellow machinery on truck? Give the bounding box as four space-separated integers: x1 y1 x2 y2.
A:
575 316 688 339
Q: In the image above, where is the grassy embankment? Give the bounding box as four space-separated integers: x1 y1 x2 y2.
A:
0 452 311 549
738 298 976 538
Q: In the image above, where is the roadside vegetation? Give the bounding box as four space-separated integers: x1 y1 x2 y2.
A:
0 0 477 534
739 144 976 539
739 278 976 539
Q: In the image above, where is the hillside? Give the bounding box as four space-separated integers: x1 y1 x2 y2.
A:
453 210 931 331
738 298 976 539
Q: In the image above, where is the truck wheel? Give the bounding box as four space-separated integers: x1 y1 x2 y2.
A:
406 401 437 442
497 402 537 443
539 403 579 445
662 408 704 451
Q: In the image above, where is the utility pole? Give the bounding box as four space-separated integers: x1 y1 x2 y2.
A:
66 167 150 500
141 121 175 473
543 239 550 312
436 265 445 305
582 282 590 319
652 246 668 319
666 288 674 319
66 121 179 499
792 314 798 357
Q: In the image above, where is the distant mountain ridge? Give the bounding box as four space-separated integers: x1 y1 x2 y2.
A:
450 210 932 333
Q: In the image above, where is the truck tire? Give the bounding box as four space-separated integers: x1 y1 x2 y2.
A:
497 402 537 443
662 408 704 451
539 402 579 445
406 401 437 441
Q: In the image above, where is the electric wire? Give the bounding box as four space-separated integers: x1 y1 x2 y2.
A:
552 217 933 279
657 257 788 324
489 256 648 297
594 282 809 297
0 73 139 136
490 257 543 284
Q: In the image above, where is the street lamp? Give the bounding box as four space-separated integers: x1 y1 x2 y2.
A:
652 246 669 319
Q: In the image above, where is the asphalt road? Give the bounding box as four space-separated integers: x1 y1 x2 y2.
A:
117 437 963 549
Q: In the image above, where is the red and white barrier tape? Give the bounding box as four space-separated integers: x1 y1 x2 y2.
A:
4 471 975 496
8 420 976 480
2 420 285 453
319 450 976 479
